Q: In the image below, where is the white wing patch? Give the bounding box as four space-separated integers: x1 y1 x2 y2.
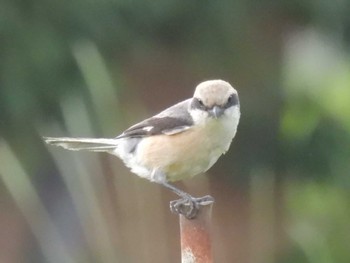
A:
162 126 191 135
142 126 154 132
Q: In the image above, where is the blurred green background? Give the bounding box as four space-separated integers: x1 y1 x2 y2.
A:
1 0 350 262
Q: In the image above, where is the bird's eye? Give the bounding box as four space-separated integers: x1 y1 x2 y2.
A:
192 98 206 110
225 94 238 108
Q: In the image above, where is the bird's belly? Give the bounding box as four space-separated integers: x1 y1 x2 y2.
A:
164 148 222 181
136 120 236 182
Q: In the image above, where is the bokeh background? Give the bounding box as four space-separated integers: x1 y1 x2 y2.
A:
1 1 350 262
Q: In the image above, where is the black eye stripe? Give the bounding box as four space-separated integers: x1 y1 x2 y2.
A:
224 94 239 108
191 97 207 110
191 94 239 111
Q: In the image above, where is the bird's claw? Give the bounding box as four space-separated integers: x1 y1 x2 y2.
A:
170 195 215 219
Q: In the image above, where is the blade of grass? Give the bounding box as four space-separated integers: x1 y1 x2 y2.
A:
57 96 122 262
0 140 75 263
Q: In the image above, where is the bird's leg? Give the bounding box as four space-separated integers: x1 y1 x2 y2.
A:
152 170 214 219
160 181 214 219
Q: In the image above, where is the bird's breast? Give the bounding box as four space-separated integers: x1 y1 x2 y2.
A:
136 117 237 182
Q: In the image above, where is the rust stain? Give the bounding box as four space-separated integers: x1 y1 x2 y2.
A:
180 203 213 263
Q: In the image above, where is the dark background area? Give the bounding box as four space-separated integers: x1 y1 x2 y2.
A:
1 0 350 262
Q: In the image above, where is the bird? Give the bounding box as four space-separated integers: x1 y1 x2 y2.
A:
44 79 240 219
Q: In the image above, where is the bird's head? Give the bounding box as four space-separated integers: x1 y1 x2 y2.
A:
190 80 240 124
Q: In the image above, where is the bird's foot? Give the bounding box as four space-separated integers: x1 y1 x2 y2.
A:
170 195 215 219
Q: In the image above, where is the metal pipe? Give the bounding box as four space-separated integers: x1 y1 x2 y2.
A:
179 198 214 263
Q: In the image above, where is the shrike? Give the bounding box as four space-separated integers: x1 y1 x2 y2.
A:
45 79 240 219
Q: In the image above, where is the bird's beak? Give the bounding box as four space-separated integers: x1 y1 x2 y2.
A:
209 106 224 119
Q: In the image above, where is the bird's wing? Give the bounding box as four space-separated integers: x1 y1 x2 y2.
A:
116 99 194 138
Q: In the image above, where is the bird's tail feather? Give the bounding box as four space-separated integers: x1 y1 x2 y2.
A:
44 137 118 152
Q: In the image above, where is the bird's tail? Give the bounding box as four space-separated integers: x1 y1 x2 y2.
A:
44 137 118 152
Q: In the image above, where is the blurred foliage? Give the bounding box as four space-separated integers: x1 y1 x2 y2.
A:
2 0 348 129
285 181 350 263
279 28 350 182
1 0 350 262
